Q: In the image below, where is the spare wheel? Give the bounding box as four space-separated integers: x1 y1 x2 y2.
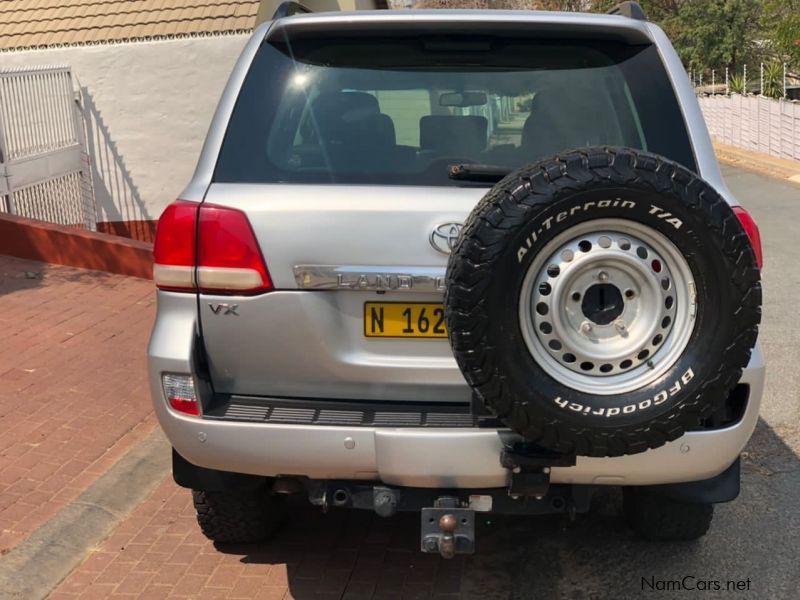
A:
445 147 761 457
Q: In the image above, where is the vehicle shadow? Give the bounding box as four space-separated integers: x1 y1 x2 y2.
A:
0 254 117 299
0 255 47 297
214 418 800 599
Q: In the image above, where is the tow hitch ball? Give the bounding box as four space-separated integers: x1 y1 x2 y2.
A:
420 497 475 558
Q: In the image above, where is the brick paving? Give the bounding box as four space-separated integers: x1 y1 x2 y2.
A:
2 165 797 597
0 256 156 554
0 254 577 600
0 254 475 600
49 477 473 600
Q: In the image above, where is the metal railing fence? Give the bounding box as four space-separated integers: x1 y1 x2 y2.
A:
0 65 96 229
0 66 79 161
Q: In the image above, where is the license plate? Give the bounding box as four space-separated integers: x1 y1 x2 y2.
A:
364 302 447 338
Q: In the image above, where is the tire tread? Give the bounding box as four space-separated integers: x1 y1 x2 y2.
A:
192 486 286 544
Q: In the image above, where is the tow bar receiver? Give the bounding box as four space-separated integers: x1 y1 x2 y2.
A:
421 497 475 558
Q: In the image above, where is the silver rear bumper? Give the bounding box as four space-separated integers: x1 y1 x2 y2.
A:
149 294 765 489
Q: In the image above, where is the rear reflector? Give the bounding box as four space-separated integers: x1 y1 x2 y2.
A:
153 201 272 294
733 207 763 269
162 373 200 416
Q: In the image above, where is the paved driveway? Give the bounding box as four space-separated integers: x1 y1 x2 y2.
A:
0 164 793 600
41 164 800 600
0 258 156 555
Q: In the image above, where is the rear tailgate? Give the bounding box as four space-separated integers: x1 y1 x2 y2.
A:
199 184 481 402
194 12 693 405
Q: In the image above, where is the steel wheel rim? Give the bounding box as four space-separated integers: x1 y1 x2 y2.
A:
519 218 697 396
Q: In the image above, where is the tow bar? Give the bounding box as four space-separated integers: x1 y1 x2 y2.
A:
304 443 583 559
420 497 476 558
419 444 578 558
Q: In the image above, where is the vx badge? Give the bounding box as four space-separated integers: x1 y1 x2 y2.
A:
209 303 239 316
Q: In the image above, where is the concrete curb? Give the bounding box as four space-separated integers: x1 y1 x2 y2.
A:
714 142 800 186
0 429 170 600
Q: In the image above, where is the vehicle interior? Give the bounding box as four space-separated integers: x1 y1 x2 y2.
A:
215 37 696 184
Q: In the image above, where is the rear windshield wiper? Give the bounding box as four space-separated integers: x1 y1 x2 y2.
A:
448 163 513 183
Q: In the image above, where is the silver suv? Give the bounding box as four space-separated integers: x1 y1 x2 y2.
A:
149 2 764 555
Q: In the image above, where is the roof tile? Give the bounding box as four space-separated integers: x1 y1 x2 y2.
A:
233 15 253 29
0 0 259 50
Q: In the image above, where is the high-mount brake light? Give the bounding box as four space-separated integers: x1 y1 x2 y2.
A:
153 201 272 294
733 206 763 269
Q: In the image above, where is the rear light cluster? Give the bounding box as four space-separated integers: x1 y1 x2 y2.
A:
733 206 763 269
153 200 272 294
162 373 199 417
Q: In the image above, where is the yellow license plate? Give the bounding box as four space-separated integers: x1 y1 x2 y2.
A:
364 302 447 338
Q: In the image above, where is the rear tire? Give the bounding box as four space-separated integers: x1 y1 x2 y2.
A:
192 484 287 544
624 487 713 541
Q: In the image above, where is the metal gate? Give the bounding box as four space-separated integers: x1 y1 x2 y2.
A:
0 65 96 229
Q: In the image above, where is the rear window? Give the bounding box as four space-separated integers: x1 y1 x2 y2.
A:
215 36 696 186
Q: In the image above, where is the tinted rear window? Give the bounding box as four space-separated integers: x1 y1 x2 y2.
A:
215 36 696 185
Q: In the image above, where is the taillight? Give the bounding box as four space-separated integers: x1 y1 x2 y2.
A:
162 374 199 417
153 201 272 294
153 201 198 291
197 204 272 294
733 207 763 269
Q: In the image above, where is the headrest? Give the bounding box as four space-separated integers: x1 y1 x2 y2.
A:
521 87 610 155
348 113 396 147
311 91 380 124
419 115 488 156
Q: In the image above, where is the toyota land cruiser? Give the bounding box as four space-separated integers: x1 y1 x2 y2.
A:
148 1 764 556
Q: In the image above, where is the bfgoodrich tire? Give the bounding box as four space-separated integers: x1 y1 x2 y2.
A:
445 147 760 457
624 487 713 541
192 484 287 544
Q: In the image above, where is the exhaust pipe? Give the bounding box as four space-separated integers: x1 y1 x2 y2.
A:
331 488 350 507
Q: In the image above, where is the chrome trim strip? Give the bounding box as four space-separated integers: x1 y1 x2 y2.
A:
293 265 447 293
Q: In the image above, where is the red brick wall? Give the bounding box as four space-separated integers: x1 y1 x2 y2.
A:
0 214 153 279
96 220 158 243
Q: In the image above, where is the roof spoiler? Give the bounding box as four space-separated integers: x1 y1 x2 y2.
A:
607 1 646 21
266 1 646 23
272 1 313 19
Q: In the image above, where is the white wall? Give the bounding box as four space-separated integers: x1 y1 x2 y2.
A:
699 94 800 162
0 35 249 224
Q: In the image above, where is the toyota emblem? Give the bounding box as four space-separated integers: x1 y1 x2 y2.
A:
430 222 463 254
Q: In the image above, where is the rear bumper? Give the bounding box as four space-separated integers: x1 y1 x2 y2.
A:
148 295 765 489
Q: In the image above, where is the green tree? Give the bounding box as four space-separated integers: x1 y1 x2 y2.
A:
413 1 762 72
636 1 684 36
762 0 800 68
668 0 761 72
610 1 762 73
